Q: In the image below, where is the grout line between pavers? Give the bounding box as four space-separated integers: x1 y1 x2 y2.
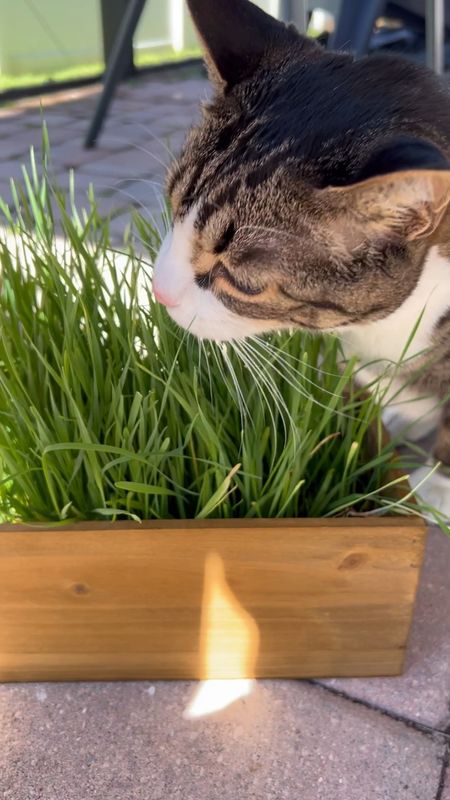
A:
309 681 450 741
435 740 450 800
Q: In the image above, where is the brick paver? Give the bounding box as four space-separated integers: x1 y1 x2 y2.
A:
442 764 450 800
0 67 207 242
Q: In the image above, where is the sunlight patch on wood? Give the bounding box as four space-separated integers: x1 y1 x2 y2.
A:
184 551 259 719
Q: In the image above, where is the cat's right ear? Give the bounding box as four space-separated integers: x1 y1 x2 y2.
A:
186 0 316 90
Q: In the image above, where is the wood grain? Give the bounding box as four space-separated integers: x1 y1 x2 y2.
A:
0 517 427 681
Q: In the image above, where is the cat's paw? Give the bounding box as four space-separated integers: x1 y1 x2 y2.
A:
409 465 450 520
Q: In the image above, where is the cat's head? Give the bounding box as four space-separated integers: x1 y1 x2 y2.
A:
153 0 450 341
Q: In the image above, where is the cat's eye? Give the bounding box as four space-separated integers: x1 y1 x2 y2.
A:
195 262 263 297
216 264 263 296
226 277 263 296
213 221 236 255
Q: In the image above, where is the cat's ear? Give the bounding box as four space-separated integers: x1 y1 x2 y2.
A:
186 0 315 89
326 168 450 245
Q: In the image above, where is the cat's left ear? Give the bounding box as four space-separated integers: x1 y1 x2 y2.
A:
186 0 318 90
325 137 450 244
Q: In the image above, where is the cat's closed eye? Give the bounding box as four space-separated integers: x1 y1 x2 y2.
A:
213 222 236 255
195 261 264 297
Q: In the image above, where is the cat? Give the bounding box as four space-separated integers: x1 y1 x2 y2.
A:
153 0 450 517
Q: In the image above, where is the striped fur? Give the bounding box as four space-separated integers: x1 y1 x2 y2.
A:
154 0 450 504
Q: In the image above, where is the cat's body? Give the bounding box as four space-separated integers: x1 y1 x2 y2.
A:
153 0 450 513
341 246 450 440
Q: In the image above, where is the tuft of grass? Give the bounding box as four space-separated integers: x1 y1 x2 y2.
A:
0 149 434 524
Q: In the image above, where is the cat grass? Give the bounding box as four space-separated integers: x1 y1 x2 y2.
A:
0 151 427 524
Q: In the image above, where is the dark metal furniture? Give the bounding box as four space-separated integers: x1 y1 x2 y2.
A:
330 0 445 73
329 0 386 56
85 0 146 148
85 0 445 150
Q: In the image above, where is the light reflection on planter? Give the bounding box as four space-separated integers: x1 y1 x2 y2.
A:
184 551 259 719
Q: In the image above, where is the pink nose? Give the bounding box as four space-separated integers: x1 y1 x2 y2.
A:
153 285 180 308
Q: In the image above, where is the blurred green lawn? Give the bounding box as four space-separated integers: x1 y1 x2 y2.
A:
0 47 201 92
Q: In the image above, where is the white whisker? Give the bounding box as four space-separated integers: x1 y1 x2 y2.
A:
254 337 347 401
222 345 250 426
239 338 298 439
234 339 285 442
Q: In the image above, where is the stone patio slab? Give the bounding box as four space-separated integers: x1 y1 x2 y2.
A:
0 680 446 800
442 763 450 799
0 159 36 182
319 527 450 732
49 140 123 170
0 128 68 161
76 144 171 180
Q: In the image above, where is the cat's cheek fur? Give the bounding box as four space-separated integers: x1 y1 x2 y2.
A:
153 213 276 341
168 286 272 341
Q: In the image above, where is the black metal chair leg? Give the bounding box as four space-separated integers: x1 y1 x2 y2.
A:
85 0 147 149
329 0 386 56
426 0 445 73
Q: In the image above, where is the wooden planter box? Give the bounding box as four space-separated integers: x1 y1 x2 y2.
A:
0 516 426 682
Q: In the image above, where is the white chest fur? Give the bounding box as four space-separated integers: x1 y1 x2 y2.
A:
340 246 450 368
339 246 450 441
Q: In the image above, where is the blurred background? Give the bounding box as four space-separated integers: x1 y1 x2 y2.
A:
0 0 447 242
0 0 448 98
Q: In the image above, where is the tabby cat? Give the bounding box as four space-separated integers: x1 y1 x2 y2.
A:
153 0 450 515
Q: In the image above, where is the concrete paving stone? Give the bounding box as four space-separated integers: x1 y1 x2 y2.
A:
0 158 37 181
115 179 166 209
52 170 117 196
106 182 167 236
110 98 157 115
56 99 101 120
53 172 165 221
0 180 15 206
107 205 166 241
106 210 134 241
91 120 153 145
77 144 169 180
0 119 30 139
21 112 77 129
441 762 450 800
125 87 206 108
48 140 124 170
113 113 191 139
0 127 68 161
0 681 446 800
116 80 204 103
0 178 36 208
58 189 130 220
100 129 185 168
163 130 190 156
127 103 200 123
61 117 101 133
102 121 187 155
98 129 175 158
150 117 192 138
319 527 450 731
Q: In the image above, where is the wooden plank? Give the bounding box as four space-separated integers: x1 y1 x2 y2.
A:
0 518 426 681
